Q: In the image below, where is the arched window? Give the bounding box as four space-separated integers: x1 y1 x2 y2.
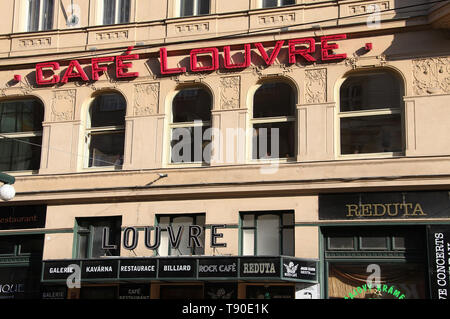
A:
251 81 296 159
339 70 403 155
170 87 212 164
0 98 44 171
86 92 126 168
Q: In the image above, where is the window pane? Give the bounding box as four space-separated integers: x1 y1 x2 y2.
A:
328 237 354 250
171 126 211 163
282 0 295 5
28 0 41 31
254 83 295 118
90 93 126 127
262 0 278 8
103 0 115 25
340 114 402 154
256 214 279 255
198 0 210 15
77 234 88 259
159 231 169 257
180 0 194 16
0 99 44 133
173 88 211 122
253 121 295 159
118 0 130 23
242 214 254 227
282 213 294 226
91 220 121 258
0 136 42 171
19 235 44 254
282 228 294 256
0 237 17 255
243 229 254 255
88 132 124 167
171 216 193 256
340 72 401 112
360 237 388 250
42 0 54 30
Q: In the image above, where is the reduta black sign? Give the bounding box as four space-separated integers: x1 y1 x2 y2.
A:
0 205 46 230
158 258 197 278
282 258 317 282
240 257 280 278
319 191 450 220
119 258 157 279
427 225 450 299
198 258 238 278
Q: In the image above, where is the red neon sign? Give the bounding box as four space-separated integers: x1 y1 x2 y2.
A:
34 35 351 85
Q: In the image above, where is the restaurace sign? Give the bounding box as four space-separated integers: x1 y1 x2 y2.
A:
33 34 362 85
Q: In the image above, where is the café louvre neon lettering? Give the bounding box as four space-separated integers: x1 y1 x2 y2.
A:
35 34 357 85
345 202 427 218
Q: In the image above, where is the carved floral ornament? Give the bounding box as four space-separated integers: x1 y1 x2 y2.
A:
134 83 159 116
305 68 326 104
220 76 240 110
51 89 76 122
413 57 450 95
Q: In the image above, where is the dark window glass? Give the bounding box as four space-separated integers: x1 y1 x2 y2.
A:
171 126 211 163
252 121 295 159
246 285 294 299
0 237 17 255
180 0 194 16
328 237 355 250
18 235 44 254
360 236 388 250
253 83 295 118
173 88 211 123
77 217 121 258
160 285 203 299
340 72 401 112
262 0 278 8
88 132 124 167
0 136 42 171
80 286 118 299
42 0 54 30
0 99 44 133
340 114 402 154
90 93 126 127
119 0 131 23
27 0 54 31
103 0 115 25
198 0 210 15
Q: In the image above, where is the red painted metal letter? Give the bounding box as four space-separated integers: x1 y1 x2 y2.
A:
36 62 60 85
92 57 114 80
321 34 347 61
61 60 89 83
255 41 284 66
190 48 219 72
223 44 251 69
160 48 186 75
288 38 316 63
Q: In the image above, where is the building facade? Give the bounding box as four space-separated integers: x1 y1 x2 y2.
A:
0 0 449 299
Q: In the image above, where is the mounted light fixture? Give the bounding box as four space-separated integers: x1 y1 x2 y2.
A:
0 172 16 201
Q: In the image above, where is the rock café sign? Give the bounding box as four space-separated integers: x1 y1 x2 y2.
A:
33 34 366 85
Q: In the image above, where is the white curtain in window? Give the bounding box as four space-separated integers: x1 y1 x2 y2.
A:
256 214 280 255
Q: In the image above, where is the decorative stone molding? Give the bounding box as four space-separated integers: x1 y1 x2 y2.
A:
134 83 159 116
345 55 387 69
305 68 326 104
51 89 76 122
175 22 210 33
220 76 240 110
95 30 128 41
348 1 389 14
252 64 293 79
413 57 450 95
258 12 295 25
18 37 51 47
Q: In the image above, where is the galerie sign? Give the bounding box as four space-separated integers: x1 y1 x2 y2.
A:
34 34 355 85
319 191 450 220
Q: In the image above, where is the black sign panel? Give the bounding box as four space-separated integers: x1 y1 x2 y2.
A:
198 258 238 278
81 259 118 279
0 205 46 230
282 258 317 281
427 225 450 299
119 259 157 279
43 261 80 281
239 257 280 278
319 191 450 220
119 284 150 299
158 258 197 278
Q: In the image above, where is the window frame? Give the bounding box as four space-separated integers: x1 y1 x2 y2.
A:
167 87 212 167
156 213 206 257
97 0 131 26
84 92 126 169
176 0 210 18
336 69 405 159
0 98 44 173
260 0 296 9
248 81 297 163
75 216 122 259
25 0 55 32
240 211 295 256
